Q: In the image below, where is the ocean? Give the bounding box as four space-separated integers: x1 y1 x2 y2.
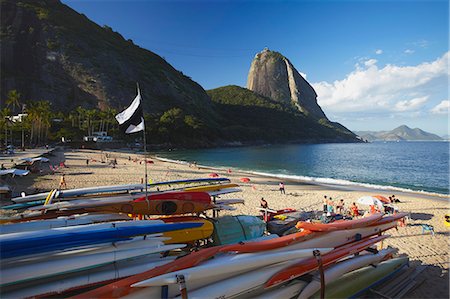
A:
154 141 450 196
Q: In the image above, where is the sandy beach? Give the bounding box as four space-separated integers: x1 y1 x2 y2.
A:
5 148 449 298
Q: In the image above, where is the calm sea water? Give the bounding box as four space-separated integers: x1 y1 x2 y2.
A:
154 142 450 196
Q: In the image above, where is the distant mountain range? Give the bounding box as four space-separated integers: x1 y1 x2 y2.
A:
355 125 443 142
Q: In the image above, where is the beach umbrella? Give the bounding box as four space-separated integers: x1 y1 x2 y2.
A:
373 195 390 204
357 196 384 210
209 173 219 178
240 177 251 183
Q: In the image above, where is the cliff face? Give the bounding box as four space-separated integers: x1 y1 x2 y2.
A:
247 48 327 119
0 0 213 118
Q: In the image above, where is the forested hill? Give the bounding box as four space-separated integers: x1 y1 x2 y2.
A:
207 85 358 143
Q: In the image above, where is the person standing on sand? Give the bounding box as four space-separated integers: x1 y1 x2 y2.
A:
336 199 345 214
279 182 285 194
327 198 334 213
59 174 67 189
350 202 359 217
323 196 328 213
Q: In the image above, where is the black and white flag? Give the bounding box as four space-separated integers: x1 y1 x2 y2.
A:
115 88 145 134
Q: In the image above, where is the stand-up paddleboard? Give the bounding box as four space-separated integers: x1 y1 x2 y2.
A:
0 214 132 235
295 213 383 232
265 235 389 288
309 257 409 299
0 221 202 258
2 243 184 287
132 248 333 287
1 255 177 299
72 216 402 299
297 247 397 299
11 178 231 203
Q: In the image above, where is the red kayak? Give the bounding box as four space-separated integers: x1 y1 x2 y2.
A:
264 234 388 288
134 191 211 204
295 213 383 232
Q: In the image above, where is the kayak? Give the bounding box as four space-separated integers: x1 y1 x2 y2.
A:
297 247 397 299
309 257 409 298
264 234 388 288
295 213 383 232
0 221 202 258
72 215 402 298
131 248 333 288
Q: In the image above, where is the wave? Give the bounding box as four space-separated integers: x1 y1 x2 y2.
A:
155 155 449 198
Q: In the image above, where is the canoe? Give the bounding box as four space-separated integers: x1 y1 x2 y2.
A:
297 247 397 299
0 213 132 234
295 213 383 232
72 216 401 299
131 248 333 288
212 215 266 245
309 257 409 298
0 221 202 259
1 255 176 299
1 243 184 287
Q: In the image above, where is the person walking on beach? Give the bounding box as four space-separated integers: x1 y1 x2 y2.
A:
59 174 67 189
279 182 285 194
323 196 328 213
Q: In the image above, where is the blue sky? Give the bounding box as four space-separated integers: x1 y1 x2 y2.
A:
63 0 449 135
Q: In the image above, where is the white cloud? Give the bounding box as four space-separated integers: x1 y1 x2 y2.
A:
364 59 377 67
430 100 450 114
404 49 415 54
394 96 428 111
312 52 449 114
375 49 383 55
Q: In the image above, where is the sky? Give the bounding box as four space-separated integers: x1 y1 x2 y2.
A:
63 0 449 136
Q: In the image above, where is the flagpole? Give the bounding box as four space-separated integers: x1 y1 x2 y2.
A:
137 82 148 202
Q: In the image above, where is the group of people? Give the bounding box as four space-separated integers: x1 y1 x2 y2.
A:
323 195 360 217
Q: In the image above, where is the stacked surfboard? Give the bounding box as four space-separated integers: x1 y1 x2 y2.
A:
70 212 409 299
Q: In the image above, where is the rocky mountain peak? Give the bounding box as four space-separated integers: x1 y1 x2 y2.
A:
247 48 327 119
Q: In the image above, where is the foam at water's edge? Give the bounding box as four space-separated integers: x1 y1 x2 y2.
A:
154 156 449 198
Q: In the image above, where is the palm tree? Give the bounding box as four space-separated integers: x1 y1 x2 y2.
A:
6 90 21 114
0 107 11 147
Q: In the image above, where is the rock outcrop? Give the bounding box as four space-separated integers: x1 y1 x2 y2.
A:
247 48 327 119
0 0 213 118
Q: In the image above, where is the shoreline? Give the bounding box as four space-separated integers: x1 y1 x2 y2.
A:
153 155 450 201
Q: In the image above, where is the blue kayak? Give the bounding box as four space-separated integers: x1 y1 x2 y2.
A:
0 222 202 259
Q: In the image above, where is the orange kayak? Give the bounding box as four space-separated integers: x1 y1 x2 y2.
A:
369 212 408 226
295 213 383 232
265 234 388 288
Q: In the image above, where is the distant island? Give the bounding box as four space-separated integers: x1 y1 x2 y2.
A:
355 125 443 142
